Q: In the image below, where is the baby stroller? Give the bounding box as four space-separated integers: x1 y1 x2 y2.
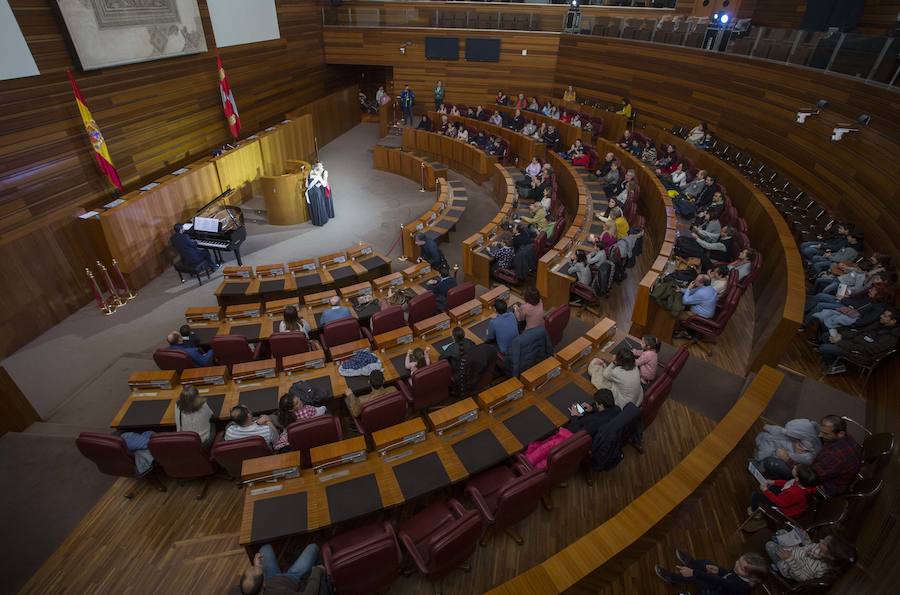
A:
358 92 378 114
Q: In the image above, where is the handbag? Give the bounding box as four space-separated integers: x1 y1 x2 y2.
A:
288 380 328 406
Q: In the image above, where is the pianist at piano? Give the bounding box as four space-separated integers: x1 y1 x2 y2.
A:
182 189 249 266
171 224 217 274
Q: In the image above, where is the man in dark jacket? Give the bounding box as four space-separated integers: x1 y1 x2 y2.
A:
426 264 457 311
238 543 326 594
171 224 216 271
590 402 641 471
818 309 898 375
504 325 553 377
566 389 620 439
415 232 446 270
655 550 768 595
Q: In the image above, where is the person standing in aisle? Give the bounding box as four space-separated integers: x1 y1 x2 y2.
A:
400 84 415 126
433 80 444 111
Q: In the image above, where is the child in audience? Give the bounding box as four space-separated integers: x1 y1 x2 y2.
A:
279 305 311 337
273 393 326 450
632 335 661 388
745 464 819 532
405 347 431 376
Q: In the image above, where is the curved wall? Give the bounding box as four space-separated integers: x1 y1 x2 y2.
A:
553 35 900 263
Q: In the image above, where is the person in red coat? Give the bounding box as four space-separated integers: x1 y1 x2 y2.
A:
744 464 819 532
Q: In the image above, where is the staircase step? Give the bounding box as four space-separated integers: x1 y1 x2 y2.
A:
22 421 110 439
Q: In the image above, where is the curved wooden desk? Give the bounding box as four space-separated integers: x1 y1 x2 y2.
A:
400 178 468 259
402 126 496 185
372 143 448 191
462 164 517 288
488 365 785 594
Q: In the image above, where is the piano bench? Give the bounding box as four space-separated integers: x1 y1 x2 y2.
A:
174 260 213 286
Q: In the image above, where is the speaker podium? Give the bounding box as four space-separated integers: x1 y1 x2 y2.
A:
261 161 310 225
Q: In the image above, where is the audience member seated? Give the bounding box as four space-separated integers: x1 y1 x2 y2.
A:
804 282 891 332
601 162 621 195
632 335 660 388
513 93 527 109
521 202 549 234
224 405 280 449
565 389 620 439
489 111 503 127
628 139 643 157
457 126 469 143
171 223 217 272
655 144 679 175
523 156 541 180
610 206 629 239
617 129 633 150
655 550 768 594
728 248 757 282
764 415 861 496
486 299 519 355
273 393 326 451
809 235 862 278
541 100 553 117
616 96 633 119
474 104 488 121
415 232 447 269
238 542 324 595
521 119 537 137
166 331 214 367
744 465 819 532
800 224 852 264
641 141 657 164
542 125 561 151
527 96 539 111
319 296 353 327
709 266 729 297
567 249 593 287
438 114 450 134
510 108 525 131
495 90 508 105
514 287 546 330
179 324 202 349
504 325 553 377
280 305 311 336
754 418 822 480
563 84 577 102
417 114 432 131
592 151 615 180
487 237 515 277
425 264 457 311
344 370 394 419
441 327 495 397
587 348 643 410
405 347 431 378
174 385 214 449
687 121 709 146
765 530 857 584
817 309 899 376
674 174 716 219
676 274 718 323
571 113 582 129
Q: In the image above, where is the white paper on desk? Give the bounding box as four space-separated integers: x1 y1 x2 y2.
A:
281 119 291 124
246 134 258 140
104 199 125 208
171 167 189 176
265 127 276 132
78 210 100 220
140 182 160 192
748 461 767 486
181 222 193 231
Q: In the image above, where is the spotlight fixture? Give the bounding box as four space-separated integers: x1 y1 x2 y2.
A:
721 14 730 24
857 114 871 125
831 127 859 141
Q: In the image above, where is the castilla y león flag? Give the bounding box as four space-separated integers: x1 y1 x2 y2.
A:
216 52 241 139
67 70 122 191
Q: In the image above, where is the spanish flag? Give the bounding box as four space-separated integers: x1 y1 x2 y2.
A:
67 70 123 191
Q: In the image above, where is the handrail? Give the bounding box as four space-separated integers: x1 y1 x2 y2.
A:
488 365 785 594
323 3 900 91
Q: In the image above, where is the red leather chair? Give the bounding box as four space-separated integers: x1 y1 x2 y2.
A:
533 231 548 257
370 305 407 336
472 354 497 394
76 432 166 498
465 466 550 545
549 218 566 247
147 432 219 500
323 521 403 595
396 360 452 412
444 282 476 312
662 346 690 380
738 251 763 291
543 304 570 347
407 292 438 326
287 415 344 467
571 281 599 306
640 373 674 429
517 430 592 510
398 499 484 582
319 318 373 359
493 265 520 287
352 390 407 440
210 435 272 480
153 348 194 371
268 332 319 370
678 291 740 356
210 335 261 370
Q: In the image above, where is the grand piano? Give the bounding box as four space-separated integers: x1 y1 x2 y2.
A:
185 189 247 266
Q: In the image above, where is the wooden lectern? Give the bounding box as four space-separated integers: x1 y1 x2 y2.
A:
261 161 310 225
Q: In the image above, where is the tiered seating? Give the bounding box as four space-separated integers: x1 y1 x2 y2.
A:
399 178 468 259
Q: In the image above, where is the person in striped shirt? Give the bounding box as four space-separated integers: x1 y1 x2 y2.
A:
765 531 857 583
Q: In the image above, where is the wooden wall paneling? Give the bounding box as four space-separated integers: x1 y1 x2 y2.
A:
858 1 900 34
94 160 223 286
285 87 362 152
212 140 264 205
323 28 562 114
742 0 807 28
553 35 900 263
258 115 316 177
0 365 40 435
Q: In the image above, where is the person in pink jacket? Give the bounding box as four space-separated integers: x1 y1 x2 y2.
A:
632 335 660 388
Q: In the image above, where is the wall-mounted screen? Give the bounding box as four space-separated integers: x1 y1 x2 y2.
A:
425 37 459 60
208 0 280 48
465 38 501 62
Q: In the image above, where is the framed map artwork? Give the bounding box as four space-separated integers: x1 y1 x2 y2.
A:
56 0 207 70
